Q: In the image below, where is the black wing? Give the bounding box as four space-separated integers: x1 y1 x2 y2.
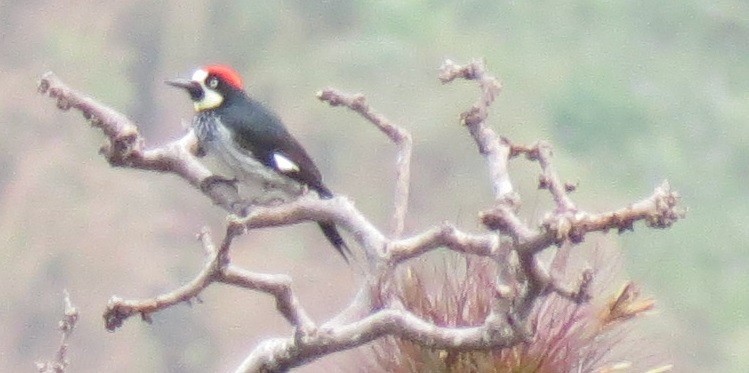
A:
222 97 351 260
223 97 327 193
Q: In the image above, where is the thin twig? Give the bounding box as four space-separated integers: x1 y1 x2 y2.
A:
104 224 317 331
509 140 577 212
36 291 79 373
439 59 512 200
387 223 503 264
318 89 413 239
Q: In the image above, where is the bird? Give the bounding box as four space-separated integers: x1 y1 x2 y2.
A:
166 64 350 260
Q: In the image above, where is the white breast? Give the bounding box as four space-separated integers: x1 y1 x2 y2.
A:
196 116 302 197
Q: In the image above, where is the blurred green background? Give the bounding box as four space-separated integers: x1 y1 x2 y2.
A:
1 1 746 371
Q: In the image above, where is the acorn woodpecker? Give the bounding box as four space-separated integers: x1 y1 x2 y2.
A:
166 65 350 260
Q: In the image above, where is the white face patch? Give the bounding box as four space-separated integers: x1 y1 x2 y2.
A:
273 153 300 173
191 69 224 111
191 69 208 82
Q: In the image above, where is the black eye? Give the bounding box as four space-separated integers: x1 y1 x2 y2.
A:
207 77 219 88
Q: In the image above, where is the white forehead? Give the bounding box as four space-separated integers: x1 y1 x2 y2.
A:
192 69 208 82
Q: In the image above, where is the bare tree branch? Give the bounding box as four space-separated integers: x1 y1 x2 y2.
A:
387 223 503 265
236 308 520 372
104 222 315 332
317 89 413 239
437 59 682 327
509 140 577 212
38 72 242 214
38 59 684 372
36 291 79 373
439 59 512 200
481 180 682 255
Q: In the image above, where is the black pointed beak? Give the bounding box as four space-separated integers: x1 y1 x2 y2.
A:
165 78 203 99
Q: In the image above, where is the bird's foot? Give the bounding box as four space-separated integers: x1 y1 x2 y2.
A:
230 200 255 217
251 195 286 207
195 145 207 158
200 175 239 193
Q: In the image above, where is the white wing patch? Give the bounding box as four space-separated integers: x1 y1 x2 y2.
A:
273 153 299 173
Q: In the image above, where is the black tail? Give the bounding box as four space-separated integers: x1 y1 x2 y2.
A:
318 221 350 261
314 184 351 262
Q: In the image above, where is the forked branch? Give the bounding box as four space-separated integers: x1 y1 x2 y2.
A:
318 89 413 239
36 291 79 373
38 72 242 213
38 59 684 372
